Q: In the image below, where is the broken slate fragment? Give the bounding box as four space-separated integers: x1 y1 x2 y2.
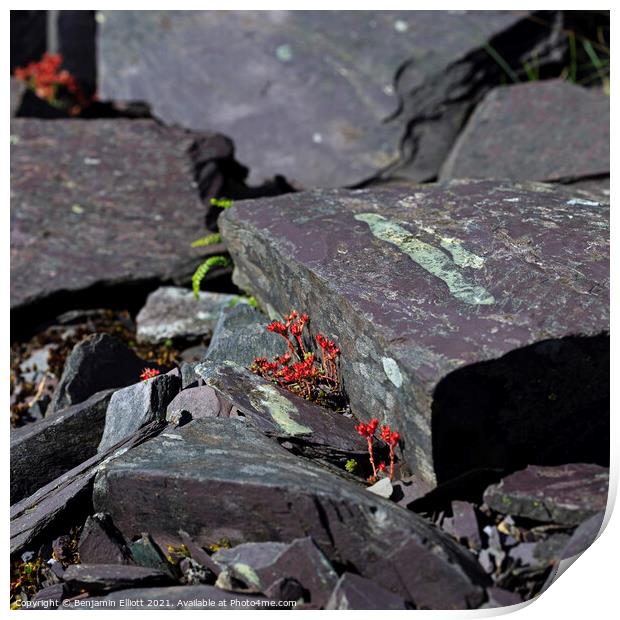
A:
203 303 287 367
78 513 134 565
93 418 489 607
48 333 152 414
136 287 243 344
326 572 412 610
213 538 337 606
62 564 172 594
10 389 113 503
441 501 482 550
165 385 231 424
440 80 609 186
483 464 609 526
560 511 604 560
220 180 609 486
97 370 181 452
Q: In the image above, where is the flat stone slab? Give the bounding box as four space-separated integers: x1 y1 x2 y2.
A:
220 180 610 486
440 80 609 184
93 418 488 607
136 287 243 344
326 572 412 610
62 564 172 593
10 118 228 310
97 11 533 187
483 464 609 525
10 389 112 503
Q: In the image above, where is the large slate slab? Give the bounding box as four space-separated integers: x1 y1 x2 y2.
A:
136 287 242 344
220 180 610 486
10 389 112 503
326 572 412 610
97 11 561 188
483 464 609 525
93 418 489 608
440 80 609 185
10 118 229 311
62 564 172 593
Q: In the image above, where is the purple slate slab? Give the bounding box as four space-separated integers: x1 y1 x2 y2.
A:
440 81 609 184
326 572 412 610
219 179 609 486
10 119 229 311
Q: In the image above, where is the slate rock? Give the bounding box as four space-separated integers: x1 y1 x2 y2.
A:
31 583 69 609
93 418 489 608
560 511 604 560
10 118 230 311
10 78 26 117
203 303 287 368
64 585 269 608
196 361 368 458
166 385 230 424
48 333 152 414
482 586 523 608
483 464 609 525
441 501 482 550
10 389 112 503
440 80 609 185
213 538 337 606
326 572 412 610
129 534 176 579
78 513 134 565
220 180 609 486
136 287 243 344
98 11 562 188
391 475 434 508
62 564 172 593
97 370 181 452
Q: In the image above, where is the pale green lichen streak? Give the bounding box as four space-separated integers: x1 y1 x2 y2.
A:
355 213 495 306
440 237 485 269
232 563 261 588
249 384 312 436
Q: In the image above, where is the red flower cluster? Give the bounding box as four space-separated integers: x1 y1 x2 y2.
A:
139 368 161 382
252 310 342 403
14 53 89 115
356 418 401 482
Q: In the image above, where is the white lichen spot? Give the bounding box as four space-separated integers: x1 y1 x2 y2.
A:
503 197 520 202
394 20 409 32
312 132 323 144
275 44 293 62
567 198 601 207
382 357 403 388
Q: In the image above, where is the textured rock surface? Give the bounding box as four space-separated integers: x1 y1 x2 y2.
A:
203 303 287 367
440 81 609 185
78 513 134 565
136 287 242 344
220 180 610 485
559 511 604 559
97 10 562 187
326 572 412 610
10 119 228 311
165 385 230 424
213 538 337 606
98 371 181 452
483 464 609 525
48 333 150 414
10 390 112 503
93 418 489 607
62 564 172 593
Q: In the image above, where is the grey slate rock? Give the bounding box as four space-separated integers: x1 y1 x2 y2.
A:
129 534 176 579
560 511 604 560
165 385 230 424
213 538 337 606
441 501 482 550
97 370 181 452
10 389 112 503
97 11 560 188
440 80 609 185
326 572 412 610
78 513 134 565
220 180 609 486
483 464 609 526
48 333 151 414
31 583 69 609
62 563 172 593
482 586 523 608
10 119 230 311
203 303 287 368
136 287 243 344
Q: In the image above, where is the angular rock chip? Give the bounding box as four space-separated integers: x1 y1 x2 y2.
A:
10 118 229 312
98 371 180 452
196 361 368 458
93 418 488 607
483 464 609 526
97 11 562 187
10 390 112 503
326 572 412 610
440 81 609 187
482 586 523 609
220 180 609 486
78 513 134 565
166 385 230 424
136 287 243 344
213 538 337 606
560 511 604 560
31 583 69 609
48 333 154 414
203 303 287 368
441 501 482 550
62 564 172 593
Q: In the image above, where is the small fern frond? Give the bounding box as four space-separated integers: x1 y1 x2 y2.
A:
192 255 231 299
191 232 222 248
